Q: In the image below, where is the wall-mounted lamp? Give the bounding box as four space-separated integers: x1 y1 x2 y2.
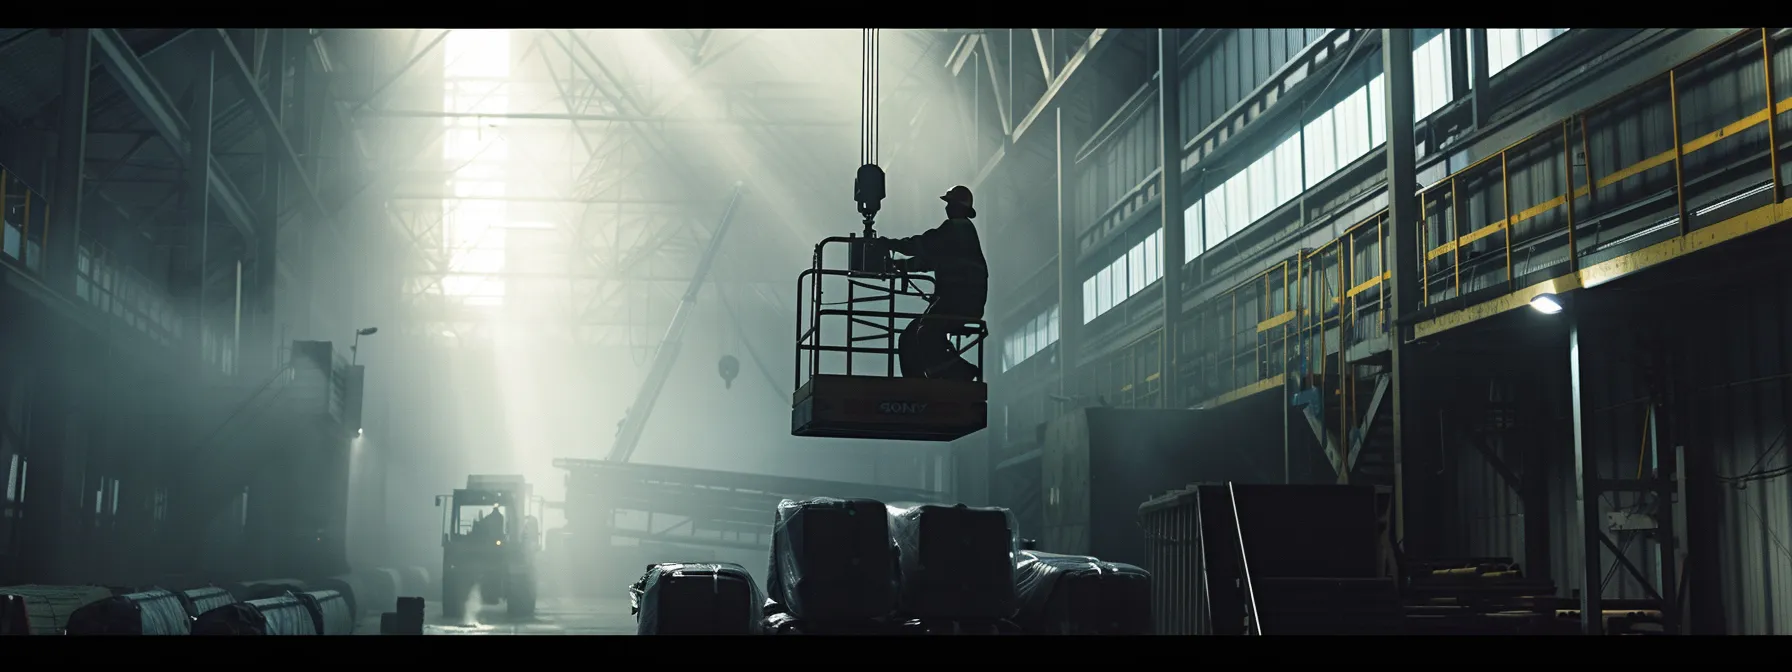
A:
351 326 380 365
1529 293 1564 315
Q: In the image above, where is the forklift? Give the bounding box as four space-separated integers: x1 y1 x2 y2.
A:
437 475 544 620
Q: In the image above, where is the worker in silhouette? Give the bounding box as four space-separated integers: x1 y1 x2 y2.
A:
472 504 506 542
888 185 989 381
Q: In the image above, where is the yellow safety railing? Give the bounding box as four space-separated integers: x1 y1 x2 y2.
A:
1105 30 1792 411
1419 28 1787 307
1179 254 1302 405
1088 329 1164 409
0 167 51 275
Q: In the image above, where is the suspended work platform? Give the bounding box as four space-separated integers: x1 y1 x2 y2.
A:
791 235 988 442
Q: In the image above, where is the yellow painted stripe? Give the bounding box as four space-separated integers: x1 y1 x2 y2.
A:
1145 372 1161 382
1345 271 1391 298
1256 310 1295 333
1513 194 1566 226
1683 107 1769 155
1426 219 1508 261
1414 198 1792 339
1596 150 1677 190
1422 95 1792 263
1196 377 1283 409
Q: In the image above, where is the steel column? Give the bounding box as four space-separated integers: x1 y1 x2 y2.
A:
606 186 746 464
90 29 257 243
208 29 332 229
1055 107 1080 401
188 49 216 367
1568 312 1603 634
1380 28 1420 549
1470 29 1492 128
1158 29 1186 410
1448 29 1470 101
47 29 91 292
253 29 285 375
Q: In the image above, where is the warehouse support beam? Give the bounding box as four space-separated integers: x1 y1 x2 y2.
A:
208 29 337 241
1470 29 1492 128
1379 28 1420 553
252 29 286 376
972 29 1110 191
1157 29 1185 409
350 29 451 114
91 29 258 244
1567 312 1602 634
1448 29 1470 102
1055 107 1081 403
47 29 91 295
187 49 216 368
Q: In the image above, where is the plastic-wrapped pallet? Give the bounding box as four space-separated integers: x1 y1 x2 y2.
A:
886 503 1017 620
766 497 898 621
1011 550 1153 635
630 562 764 635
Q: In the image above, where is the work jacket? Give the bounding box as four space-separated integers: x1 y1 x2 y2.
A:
889 217 989 315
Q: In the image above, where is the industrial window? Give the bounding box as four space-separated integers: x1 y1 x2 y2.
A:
1413 29 1454 120
1 454 23 558
1082 277 1098 324
4 453 24 504
1487 29 1568 76
1182 202 1201 264
1105 258 1125 311
1081 228 1167 325
1302 69 1387 192
1142 230 1161 287
1128 242 1146 295
1003 304 1060 372
74 246 180 347
1089 263 1103 315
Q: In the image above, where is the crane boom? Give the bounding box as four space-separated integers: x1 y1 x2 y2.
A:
607 184 746 463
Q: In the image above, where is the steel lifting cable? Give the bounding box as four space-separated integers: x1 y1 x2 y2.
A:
861 28 881 166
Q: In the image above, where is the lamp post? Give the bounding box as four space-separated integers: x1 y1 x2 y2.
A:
351 326 379 366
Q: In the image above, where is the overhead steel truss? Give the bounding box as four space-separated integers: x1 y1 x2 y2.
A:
59 29 373 374
375 29 948 349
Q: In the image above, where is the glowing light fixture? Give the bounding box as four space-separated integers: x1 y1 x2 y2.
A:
1529 293 1564 315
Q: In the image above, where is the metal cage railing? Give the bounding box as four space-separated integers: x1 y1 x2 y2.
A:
794 236 988 389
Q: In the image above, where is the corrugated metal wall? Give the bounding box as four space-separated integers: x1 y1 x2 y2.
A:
1682 276 1792 635
1442 270 1792 634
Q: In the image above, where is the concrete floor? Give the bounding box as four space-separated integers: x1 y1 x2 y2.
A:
356 597 638 635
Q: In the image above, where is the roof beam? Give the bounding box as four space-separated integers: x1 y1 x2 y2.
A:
91 28 259 243
207 29 336 233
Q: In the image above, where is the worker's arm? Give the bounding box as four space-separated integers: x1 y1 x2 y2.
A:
887 222 949 270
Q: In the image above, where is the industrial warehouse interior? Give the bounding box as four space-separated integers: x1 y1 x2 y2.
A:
0 26 1786 636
